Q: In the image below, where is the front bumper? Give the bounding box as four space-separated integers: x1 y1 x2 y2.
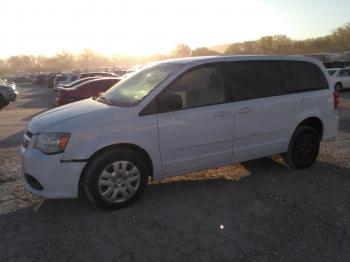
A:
8 91 18 102
20 141 86 199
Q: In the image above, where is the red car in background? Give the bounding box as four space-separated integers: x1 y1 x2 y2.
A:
55 77 121 106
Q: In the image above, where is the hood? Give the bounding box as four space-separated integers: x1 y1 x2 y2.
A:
0 83 13 90
27 98 111 133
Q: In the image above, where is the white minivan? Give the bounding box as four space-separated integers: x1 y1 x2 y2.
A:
21 56 339 209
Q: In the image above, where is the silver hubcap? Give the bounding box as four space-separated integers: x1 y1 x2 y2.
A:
98 161 141 203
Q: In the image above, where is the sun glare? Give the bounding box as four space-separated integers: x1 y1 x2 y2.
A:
1 0 348 57
0 0 292 57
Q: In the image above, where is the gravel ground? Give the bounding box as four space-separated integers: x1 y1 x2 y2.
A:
1 84 350 261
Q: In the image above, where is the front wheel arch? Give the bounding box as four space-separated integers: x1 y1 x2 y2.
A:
79 143 153 188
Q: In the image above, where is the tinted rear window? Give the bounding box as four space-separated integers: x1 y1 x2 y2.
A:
283 61 328 93
226 61 283 101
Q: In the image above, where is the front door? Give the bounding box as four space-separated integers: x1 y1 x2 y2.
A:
157 63 234 175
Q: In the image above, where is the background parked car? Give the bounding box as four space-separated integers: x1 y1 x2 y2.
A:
33 74 47 85
327 68 350 91
0 78 16 88
0 81 18 109
53 76 100 92
53 74 68 88
46 74 56 88
14 76 32 83
56 74 78 86
55 77 121 106
113 70 129 77
76 72 117 80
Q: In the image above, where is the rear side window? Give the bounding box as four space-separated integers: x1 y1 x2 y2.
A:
225 61 283 101
283 61 328 93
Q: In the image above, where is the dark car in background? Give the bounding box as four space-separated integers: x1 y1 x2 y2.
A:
14 76 32 83
53 74 68 88
53 77 100 91
46 74 56 88
76 72 117 80
0 80 18 109
55 77 121 106
57 74 78 86
34 74 48 85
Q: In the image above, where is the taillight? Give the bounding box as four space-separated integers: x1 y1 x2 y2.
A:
333 91 340 110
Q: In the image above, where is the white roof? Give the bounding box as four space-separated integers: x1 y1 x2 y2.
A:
157 55 322 65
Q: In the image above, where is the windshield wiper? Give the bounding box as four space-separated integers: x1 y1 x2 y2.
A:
96 96 114 105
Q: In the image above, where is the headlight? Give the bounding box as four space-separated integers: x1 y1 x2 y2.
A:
34 132 70 154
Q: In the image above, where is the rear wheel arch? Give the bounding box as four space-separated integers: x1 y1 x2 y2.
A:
281 117 324 169
295 117 323 139
283 125 321 169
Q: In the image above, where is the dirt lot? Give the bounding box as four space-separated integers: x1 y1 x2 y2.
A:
1 84 350 261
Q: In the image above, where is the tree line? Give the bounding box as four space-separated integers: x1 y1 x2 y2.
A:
224 23 350 55
1 22 349 75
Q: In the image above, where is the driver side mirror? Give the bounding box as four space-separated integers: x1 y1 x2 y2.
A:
158 94 183 113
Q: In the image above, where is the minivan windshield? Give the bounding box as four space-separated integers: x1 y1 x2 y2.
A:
101 63 183 107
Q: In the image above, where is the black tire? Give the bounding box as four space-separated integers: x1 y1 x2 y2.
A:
335 83 343 92
84 148 149 209
282 126 320 169
0 94 9 109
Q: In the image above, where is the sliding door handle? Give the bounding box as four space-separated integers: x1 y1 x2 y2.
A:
238 107 253 113
214 111 231 117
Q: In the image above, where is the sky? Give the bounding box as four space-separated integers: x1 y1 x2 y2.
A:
0 0 349 58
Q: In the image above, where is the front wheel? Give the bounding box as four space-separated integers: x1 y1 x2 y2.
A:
84 148 149 209
282 126 320 169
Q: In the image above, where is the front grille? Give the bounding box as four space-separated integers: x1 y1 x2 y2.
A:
22 130 33 148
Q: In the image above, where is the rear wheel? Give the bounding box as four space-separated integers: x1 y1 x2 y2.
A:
335 83 343 92
84 148 149 209
0 94 9 109
282 126 320 169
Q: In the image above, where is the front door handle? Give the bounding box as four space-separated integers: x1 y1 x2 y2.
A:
238 107 253 113
214 111 231 117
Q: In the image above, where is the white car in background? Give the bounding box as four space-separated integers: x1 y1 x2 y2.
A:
327 68 350 92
